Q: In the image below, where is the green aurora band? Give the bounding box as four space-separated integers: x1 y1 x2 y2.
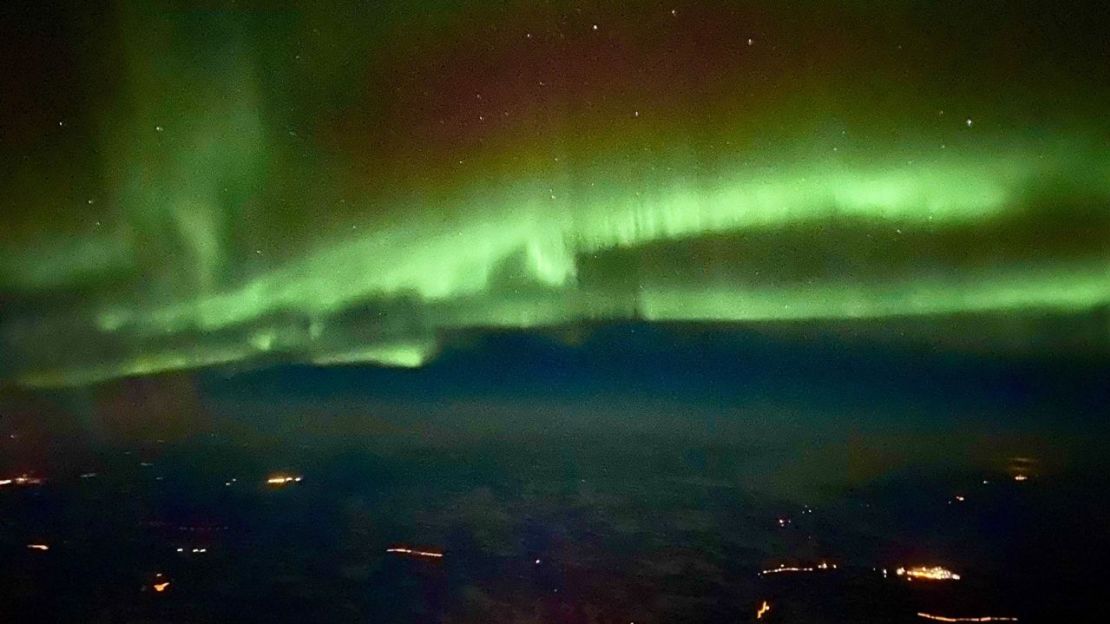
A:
1 1 1108 387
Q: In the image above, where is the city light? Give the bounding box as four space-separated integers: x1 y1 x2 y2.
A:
896 566 961 581
26 544 50 551
917 613 1018 622
149 572 171 593
386 547 444 559
757 600 772 619
265 474 303 486
0 474 45 487
1008 457 1037 483
761 561 837 575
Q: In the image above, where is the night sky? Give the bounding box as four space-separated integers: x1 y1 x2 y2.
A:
1 0 1107 387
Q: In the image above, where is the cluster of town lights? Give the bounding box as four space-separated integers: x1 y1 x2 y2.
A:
896 566 961 581
265 474 303 485
386 547 444 559
917 613 1017 622
0 474 45 486
760 561 837 575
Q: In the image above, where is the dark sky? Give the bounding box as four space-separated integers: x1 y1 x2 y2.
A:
1 1 1107 392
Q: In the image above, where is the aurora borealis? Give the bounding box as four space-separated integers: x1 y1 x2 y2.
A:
1 1 1108 387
